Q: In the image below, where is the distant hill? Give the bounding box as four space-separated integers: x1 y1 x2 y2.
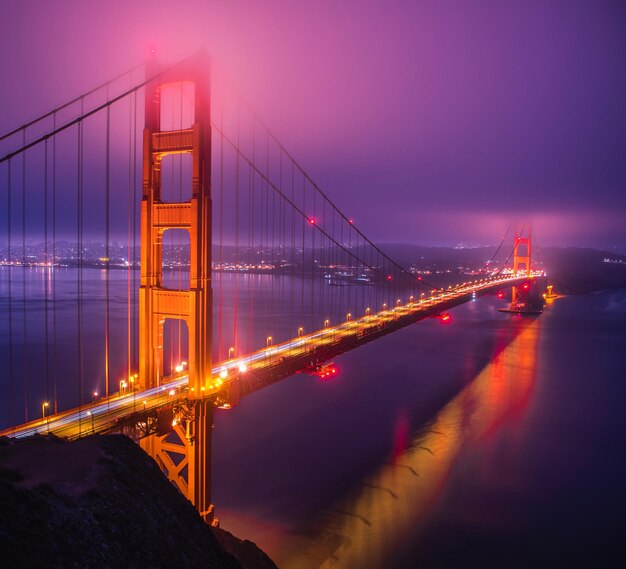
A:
377 243 626 294
538 247 626 294
378 243 498 266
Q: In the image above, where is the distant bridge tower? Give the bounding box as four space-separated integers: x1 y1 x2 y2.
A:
138 53 215 523
511 231 531 309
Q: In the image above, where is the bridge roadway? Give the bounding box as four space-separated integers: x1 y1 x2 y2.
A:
0 274 538 441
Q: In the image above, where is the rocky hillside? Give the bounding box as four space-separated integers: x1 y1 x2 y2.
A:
0 434 277 569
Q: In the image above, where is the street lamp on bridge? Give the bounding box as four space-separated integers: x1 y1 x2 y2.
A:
266 336 273 364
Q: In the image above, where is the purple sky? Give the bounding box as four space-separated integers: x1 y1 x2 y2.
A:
1 0 625 249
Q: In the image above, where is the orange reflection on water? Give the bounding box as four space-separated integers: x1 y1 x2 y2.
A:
277 317 540 569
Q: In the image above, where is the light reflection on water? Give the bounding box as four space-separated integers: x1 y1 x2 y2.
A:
214 291 625 568
272 319 539 569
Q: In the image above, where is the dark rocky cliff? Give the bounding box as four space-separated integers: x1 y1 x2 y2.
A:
0 434 277 569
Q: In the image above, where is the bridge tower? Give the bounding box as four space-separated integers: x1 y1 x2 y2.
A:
511 232 531 309
138 53 215 523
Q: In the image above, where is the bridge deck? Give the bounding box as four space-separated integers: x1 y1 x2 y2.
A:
0 275 538 440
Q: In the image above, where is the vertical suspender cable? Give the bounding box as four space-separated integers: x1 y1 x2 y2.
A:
330 207 335 321
52 115 58 413
249 120 256 354
300 175 305 325
127 84 132 380
234 102 240 354
310 185 315 322
77 116 84 432
290 161 295 319
7 160 14 426
178 80 183 365
247 160 253 354
21 131 28 421
44 139 49 405
132 91 138 371
279 152 286 320
267 136 276 326
218 81 224 362
263 133 269 334
105 106 111 399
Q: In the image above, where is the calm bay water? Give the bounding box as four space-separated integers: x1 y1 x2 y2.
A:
1 269 625 567
211 289 626 568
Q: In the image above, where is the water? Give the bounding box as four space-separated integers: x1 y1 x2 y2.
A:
211 290 626 568
1 269 625 567
0 266 397 423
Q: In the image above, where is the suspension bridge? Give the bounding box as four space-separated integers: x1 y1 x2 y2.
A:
0 52 543 523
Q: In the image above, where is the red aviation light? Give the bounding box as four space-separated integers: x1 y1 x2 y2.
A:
308 218 316 225
386 274 393 281
497 291 504 299
522 283 530 290
439 313 452 323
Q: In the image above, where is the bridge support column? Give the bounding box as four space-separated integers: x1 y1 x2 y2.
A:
189 400 214 523
511 233 531 308
139 401 215 524
501 231 538 314
138 52 215 522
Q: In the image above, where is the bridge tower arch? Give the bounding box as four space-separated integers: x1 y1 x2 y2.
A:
138 53 215 523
